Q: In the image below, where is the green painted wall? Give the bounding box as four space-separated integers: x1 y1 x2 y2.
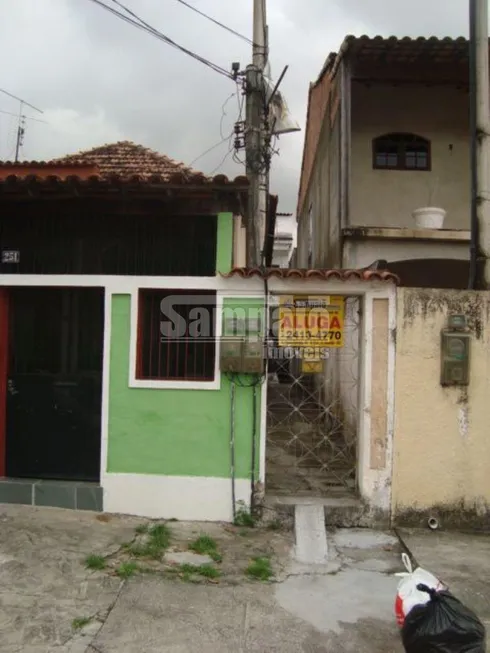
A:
216 212 233 274
107 295 263 479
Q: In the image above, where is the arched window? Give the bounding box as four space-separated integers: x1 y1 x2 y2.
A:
372 133 430 171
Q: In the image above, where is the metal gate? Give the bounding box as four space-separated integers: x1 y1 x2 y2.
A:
266 296 361 496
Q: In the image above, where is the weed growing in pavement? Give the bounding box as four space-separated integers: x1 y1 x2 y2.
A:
116 561 139 579
84 554 106 571
234 501 256 528
179 563 221 581
134 523 149 535
128 523 172 560
246 556 273 581
72 617 91 630
189 535 223 562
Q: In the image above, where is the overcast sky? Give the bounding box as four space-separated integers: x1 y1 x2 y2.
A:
0 0 469 213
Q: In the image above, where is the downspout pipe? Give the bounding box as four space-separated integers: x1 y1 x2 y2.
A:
469 0 478 289
472 0 490 288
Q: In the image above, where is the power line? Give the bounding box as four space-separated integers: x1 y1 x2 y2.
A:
85 0 233 80
208 144 234 176
0 89 43 114
0 108 47 123
188 132 233 168
174 0 255 46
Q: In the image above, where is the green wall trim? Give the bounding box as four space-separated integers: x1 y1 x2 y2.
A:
216 212 233 274
107 294 263 479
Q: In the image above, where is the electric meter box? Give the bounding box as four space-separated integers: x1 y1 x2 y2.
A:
220 315 264 374
440 317 471 386
220 338 244 373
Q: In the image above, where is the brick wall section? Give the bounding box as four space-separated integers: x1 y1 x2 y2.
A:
297 70 333 216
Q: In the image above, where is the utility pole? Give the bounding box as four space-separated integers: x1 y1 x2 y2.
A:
0 88 43 162
472 0 490 287
15 102 25 163
245 0 268 268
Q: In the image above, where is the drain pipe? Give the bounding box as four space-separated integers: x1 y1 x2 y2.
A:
250 382 258 512
230 379 237 522
469 0 478 288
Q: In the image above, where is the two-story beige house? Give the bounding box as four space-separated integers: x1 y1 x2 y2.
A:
297 35 473 288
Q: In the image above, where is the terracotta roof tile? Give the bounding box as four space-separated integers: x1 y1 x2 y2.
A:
221 267 399 283
0 142 248 189
50 140 206 181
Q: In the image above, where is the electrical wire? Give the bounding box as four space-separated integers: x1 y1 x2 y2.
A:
208 145 234 176
0 108 47 123
220 92 236 140
85 0 233 80
188 132 233 168
174 0 256 46
190 83 245 171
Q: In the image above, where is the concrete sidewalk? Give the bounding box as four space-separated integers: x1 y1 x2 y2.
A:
91 528 404 653
1 503 488 653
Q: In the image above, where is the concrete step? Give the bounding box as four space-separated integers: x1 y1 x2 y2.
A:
294 504 328 564
264 493 386 529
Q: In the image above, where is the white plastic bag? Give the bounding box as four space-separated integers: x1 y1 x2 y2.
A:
394 553 446 627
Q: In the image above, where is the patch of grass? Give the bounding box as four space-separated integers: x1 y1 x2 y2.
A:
189 535 222 562
179 563 221 580
135 523 149 535
84 554 106 571
267 519 282 531
128 523 172 560
246 556 273 581
116 561 139 579
234 501 256 528
148 523 171 548
72 617 91 630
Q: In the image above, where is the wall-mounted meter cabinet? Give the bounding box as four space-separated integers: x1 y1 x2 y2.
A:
220 338 244 373
440 315 471 386
220 315 264 375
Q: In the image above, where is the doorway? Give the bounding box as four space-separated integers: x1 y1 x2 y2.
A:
5 287 104 482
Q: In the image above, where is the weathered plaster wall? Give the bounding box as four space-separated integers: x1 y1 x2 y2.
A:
392 288 490 527
350 83 469 229
343 237 469 270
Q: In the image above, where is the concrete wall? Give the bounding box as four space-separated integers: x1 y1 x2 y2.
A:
350 83 469 229
392 288 490 527
233 216 246 268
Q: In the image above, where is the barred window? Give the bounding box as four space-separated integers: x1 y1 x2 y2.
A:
136 289 216 381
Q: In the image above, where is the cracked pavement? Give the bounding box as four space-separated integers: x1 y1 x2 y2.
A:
0 504 487 652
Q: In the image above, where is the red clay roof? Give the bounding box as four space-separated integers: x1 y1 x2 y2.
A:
51 140 205 181
0 141 248 187
221 267 399 283
321 35 470 81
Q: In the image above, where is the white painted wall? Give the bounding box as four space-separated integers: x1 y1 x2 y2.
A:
273 215 297 267
350 83 470 229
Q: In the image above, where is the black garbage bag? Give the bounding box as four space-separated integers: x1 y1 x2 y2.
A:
402 584 486 653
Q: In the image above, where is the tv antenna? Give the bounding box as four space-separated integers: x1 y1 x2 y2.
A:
0 88 43 162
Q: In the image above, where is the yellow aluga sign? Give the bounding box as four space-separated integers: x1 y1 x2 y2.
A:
278 295 345 348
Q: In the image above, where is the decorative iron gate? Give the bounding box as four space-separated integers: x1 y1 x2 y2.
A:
266 296 361 496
